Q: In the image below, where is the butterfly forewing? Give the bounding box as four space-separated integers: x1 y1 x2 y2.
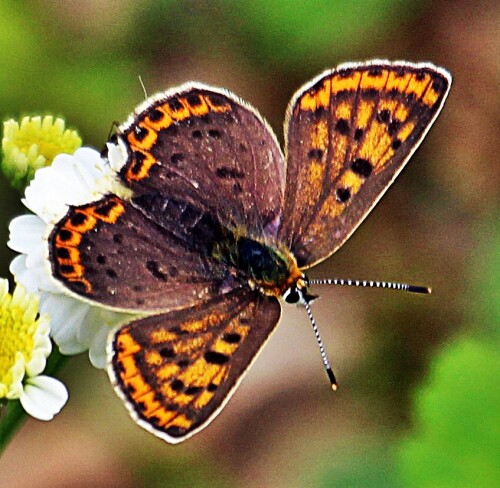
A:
279 61 451 268
109 290 281 443
116 85 285 241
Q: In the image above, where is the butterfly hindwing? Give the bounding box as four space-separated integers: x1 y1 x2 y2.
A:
108 290 281 443
49 194 237 312
279 61 451 267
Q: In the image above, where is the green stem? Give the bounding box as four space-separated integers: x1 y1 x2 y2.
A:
0 345 70 456
0 398 26 454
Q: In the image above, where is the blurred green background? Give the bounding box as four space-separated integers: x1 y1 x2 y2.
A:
0 1 498 487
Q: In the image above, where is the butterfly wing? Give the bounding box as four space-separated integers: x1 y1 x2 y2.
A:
108 289 281 443
111 83 285 241
49 194 239 312
278 60 452 268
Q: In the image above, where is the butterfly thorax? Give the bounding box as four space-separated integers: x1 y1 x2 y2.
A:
214 235 304 297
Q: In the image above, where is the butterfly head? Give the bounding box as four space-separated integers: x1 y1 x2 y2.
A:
282 280 318 305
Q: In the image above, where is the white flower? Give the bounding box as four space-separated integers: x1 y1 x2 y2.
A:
8 147 135 368
0 279 68 420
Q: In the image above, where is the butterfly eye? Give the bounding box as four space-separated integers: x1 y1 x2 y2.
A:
283 285 301 304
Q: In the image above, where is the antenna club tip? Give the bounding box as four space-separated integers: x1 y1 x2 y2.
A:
326 368 337 390
408 285 432 294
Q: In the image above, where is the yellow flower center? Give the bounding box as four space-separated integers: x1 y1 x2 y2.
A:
1 116 82 191
8 116 81 163
0 282 44 397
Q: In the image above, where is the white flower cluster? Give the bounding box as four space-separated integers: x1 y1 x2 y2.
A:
8 147 133 369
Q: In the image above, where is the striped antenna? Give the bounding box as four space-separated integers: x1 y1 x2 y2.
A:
303 297 338 391
307 278 431 295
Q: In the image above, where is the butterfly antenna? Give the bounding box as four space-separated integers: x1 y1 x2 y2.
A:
138 75 148 99
307 278 431 295
303 298 338 391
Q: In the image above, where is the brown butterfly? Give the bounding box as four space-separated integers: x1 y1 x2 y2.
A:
47 60 451 442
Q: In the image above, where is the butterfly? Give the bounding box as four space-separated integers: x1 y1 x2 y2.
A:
47 60 451 443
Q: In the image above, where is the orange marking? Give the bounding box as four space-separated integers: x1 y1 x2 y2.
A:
303 161 325 207
125 149 158 181
335 101 352 120
360 69 389 90
193 390 214 410
168 413 192 430
331 133 348 169
119 355 141 380
116 331 142 356
54 245 81 266
91 198 125 224
378 100 398 115
331 71 362 94
205 95 232 113
160 384 192 406
397 120 416 142
300 79 331 111
181 358 226 386
54 230 81 247
395 103 410 122
319 195 344 219
134 390 162 418
153 409 178 428
174 336 205 355
157 363 179 380
179 319 205 333
422 85 440 107
386 71 413 92
181 313 222 333
162 98 191 121
150 329 178 344
308 160 323 185
126 375 151 399
311 119 328 150
233 323 250 338
406 75 430 99
359 122 392 163
126 123 158 151
145 350 163 366
213 339 238 357
209 367 228 389
52 198 126 294
356 100 375 129
184 96 210 117
338 169 364 194
65 212 97 233
142 105 174 131
377 148 395 170
59 262 86 279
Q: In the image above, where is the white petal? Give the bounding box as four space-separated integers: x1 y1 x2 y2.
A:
5 352 26 399
88 324 112 369
8 215 45 254
20 375 68 421
21 148 110 225
23 167 69 224
106 140 127 172
0 278 8 301
10 255 40 293
42 295 90 354
25 318 52 377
